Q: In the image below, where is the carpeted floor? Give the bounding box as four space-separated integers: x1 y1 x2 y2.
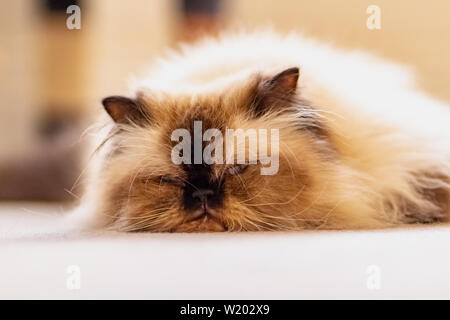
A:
1 202 449 299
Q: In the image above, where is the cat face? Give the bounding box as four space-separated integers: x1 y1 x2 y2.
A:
97 67 335 232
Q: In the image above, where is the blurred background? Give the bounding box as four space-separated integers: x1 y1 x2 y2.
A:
0 0 449 205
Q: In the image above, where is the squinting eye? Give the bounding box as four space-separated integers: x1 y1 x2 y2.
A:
227 164 249 175
158 175 183 186
141 175 183 186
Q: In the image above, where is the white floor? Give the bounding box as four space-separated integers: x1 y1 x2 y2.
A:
1 202 449 299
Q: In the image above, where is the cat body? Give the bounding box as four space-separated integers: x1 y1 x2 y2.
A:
73 31 450 232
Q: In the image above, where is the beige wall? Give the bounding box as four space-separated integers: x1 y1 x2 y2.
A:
1 0 449 162
83 0 176 118
84 0 450 110
0 0 176 161
38 17 85 115
228 0 450 103
0 0 40 161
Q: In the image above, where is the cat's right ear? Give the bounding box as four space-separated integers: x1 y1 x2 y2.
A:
251 67 300 117
102 96 150 125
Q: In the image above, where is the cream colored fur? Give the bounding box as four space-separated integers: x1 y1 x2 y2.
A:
72 31 450 231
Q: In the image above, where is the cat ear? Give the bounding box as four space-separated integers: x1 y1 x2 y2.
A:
102 96 149 125
268 67 299 94
253 67 300 116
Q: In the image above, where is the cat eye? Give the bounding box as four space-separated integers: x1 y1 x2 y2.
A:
158 175 183 186
227 164 249 175
140 175 183 186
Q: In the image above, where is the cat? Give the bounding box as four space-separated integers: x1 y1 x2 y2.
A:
71 31 450 232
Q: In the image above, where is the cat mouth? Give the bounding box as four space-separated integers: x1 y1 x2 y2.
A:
177 209 226 232
185 205 221 222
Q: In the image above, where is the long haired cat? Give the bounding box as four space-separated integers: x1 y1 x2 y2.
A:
72 31 450 232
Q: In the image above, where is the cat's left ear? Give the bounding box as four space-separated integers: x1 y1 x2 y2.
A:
102 96 150 125
267 67 299 94
253 67 300 116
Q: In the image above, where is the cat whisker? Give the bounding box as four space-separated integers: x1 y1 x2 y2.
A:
243 185 305 207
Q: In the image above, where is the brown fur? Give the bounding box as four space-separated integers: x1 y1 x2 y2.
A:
74 32 450 232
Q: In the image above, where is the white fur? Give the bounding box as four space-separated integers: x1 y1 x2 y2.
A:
135 31 450 140
75 31 450 229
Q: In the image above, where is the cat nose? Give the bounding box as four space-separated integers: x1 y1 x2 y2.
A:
184 187 222 222
192 189 214 203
